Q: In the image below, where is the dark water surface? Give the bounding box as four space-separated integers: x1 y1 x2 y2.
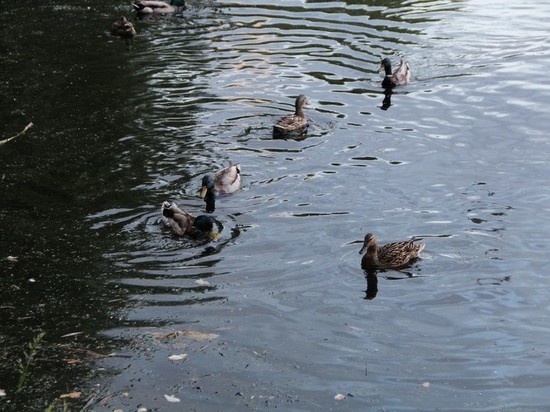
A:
1 0 549 410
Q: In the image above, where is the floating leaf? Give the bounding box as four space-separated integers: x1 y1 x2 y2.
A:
164 394 181 403
334 393 346 401
59 391 81 399
5 256 18 262
183 331 219 340
168 354 188 361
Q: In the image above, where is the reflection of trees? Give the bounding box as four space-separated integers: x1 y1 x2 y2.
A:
0 3 151 410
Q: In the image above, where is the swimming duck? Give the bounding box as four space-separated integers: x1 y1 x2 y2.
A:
133 0 186 15
199 162 241 213
359 233 424 270
161 201 218 239
379 58 411 88
111 16 136 45
273 95 308 139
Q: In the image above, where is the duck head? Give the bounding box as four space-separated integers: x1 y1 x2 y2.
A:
379 58 392 76
200 175 216 213
359 233 377 254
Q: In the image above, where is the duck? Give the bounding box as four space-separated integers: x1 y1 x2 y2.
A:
359 233 424 270
273 94 308 139
199 162 241 213
161 201 218 239
379 58 411 88
110 16 136 45
133 0 186 15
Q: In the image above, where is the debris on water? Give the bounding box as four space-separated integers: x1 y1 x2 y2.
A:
168 353 188 361
150 330 219 341
164 394 181 403
195 279 210 286
334 393 346 400
59 391 81 399
422 381 431 388
5 255 18 262
61 331 84 338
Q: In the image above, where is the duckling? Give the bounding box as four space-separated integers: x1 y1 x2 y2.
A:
161 201 217 239
199 162 241 213
379 58 411 88
273 94 308 139
110 16 136 45
133 0 186 15
359 233 424 270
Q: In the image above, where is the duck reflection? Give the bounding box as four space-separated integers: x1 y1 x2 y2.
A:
362 269 419 300
363 272 378 300
381 88 393 111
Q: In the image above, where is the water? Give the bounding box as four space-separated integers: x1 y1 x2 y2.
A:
1 0 549 410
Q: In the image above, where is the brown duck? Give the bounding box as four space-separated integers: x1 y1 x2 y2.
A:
111 16 136 45
359 233 424 270
273 95 308 138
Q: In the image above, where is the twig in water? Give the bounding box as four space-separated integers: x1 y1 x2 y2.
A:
0 122 33 146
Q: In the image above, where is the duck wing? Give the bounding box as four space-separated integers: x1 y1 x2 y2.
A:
162 202 194 236
392 59 410 85
214 162 241 193
378 240 424 268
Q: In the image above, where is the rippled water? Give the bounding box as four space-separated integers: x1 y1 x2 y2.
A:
1 0 550 410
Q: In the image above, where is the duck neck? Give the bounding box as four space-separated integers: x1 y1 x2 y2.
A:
204 190 216 213
295 103 305 118
383 62 392 76
362 246 379 269
367 246 379 264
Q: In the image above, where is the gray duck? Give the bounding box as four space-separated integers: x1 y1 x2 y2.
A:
161 201 218 239
380 58 411 88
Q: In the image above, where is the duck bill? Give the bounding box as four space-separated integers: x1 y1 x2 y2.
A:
199 186 208 199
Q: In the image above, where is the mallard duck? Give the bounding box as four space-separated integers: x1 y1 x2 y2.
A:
379 58 411 88
111 16 136 45
359 233 424 270
199 162 241 213
273 94 308 139
161 201 218 239
133 0 186 14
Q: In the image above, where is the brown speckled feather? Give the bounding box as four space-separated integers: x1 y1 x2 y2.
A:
360 233 424 270
273 95 308 138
